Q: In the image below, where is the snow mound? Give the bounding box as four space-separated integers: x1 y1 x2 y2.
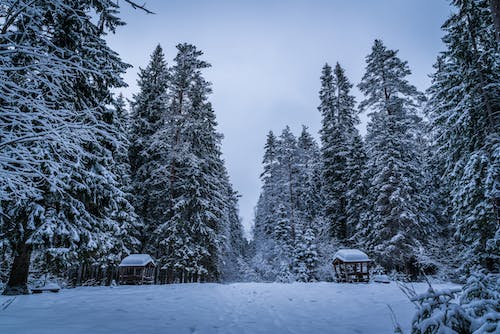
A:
118 254 155 267
333 249 370 262
372 275 391 283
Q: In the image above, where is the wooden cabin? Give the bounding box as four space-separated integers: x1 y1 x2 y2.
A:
332 249 371 283
118 254 156 285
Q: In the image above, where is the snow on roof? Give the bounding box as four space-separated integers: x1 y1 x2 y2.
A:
119 254 155 267
333 249 370 263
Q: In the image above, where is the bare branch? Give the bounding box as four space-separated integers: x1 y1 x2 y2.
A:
123 0 155 14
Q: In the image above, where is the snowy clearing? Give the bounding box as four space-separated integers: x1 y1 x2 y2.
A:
0 282 459 334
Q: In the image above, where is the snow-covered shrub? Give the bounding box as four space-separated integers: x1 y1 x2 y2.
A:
400 271 500 334
460 271 500 333
406 284 469 334
293 228 319 282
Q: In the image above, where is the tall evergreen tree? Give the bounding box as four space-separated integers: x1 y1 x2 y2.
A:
276 126 299 231
254 131 280 246
318 63 360 242
129 45 170 254
252 131 281 281
318 63 337 240
1 0 135 295
296 126 322 226
426 0 499 273
358 40 431 276
292 126 321 281
156 44 228 283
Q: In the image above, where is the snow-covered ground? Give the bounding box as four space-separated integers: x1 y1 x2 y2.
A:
0 282 458 334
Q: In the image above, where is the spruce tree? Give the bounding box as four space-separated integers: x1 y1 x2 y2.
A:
296 126 322 226
276 126 299 231
293 227 319 282
318 63 338 240
252 131 281 280
318 63 360 242
292 126 321 281
129 45 170 254
427 0 499 273
254 131 280 244
358 40 430 276
1 0 134 295
156 44 227 283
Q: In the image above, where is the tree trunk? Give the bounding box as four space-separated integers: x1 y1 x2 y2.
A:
2 241 32 295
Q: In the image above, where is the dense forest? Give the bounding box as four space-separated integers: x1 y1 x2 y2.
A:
0 1 498 330
252 1 499 285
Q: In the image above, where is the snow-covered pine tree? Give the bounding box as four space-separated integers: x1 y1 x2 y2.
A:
1 0 135 295
292 126 321 281
293 227 319 282
318 63 360 242
459 270 500 333
406 284 470 334
426 0 499 273
276 126 299 232
406 271 500 333
295 126 322 227
358 39 431 276
129 45 170 254
156 44 227 283
252 131 281 280
254 131 280 246
317 63 338 240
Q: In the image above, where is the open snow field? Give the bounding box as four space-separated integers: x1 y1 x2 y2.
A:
1 282 458 334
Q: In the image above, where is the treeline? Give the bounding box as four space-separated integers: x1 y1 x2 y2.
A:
251 0 499 283
0 1 246 295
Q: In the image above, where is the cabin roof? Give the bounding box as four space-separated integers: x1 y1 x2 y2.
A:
333 249 370 263
119 254 155 267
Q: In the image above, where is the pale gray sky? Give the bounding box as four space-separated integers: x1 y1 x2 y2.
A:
107 0 452 237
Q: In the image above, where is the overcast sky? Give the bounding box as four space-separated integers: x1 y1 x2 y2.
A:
107 0 452 237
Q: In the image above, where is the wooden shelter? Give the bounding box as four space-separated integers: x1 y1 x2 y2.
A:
332 249 371 283
118 254 156 285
